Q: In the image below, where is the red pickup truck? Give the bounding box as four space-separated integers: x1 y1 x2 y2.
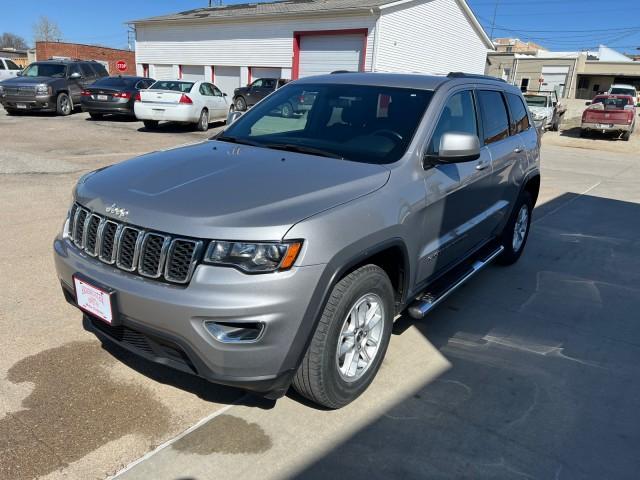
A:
581 95 636 141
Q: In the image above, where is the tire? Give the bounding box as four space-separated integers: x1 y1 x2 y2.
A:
4 108 18 115
56 92 72 116
551 117 560 132
89 112 104 120
143 120 158 130
234 96 247 111
292 264 394 409
497 191 533 266
580 129 589 138
196 109 209 131
621 131 631 141
281 102 294 118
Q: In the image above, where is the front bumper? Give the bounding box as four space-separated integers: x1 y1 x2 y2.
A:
1 94 56 111
53 236 326 397
581 122 632 133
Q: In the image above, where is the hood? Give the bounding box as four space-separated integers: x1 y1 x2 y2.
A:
76 141 390 240
528 106 551 116
0 76 54 86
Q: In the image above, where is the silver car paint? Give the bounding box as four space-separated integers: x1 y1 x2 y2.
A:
54 73 540 394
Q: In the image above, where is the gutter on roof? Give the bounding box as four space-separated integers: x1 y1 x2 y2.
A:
456 0 494 50
128 6 382 25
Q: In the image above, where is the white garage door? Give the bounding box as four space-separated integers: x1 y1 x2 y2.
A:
251 67 282 80
541 66 570 97
153 64 174 80
215 66 242 98
298 34 364 78
181 65 205 81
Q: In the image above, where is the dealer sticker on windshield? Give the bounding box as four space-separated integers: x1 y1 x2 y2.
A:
73 276 114 324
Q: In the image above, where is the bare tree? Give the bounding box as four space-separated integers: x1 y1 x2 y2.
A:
32 16 62 43
0 32 29 50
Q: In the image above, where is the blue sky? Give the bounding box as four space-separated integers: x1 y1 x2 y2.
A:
2 0 639 55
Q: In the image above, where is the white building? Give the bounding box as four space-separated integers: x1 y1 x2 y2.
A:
130 0 493 97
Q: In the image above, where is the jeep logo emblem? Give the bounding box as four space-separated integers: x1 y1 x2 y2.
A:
106 203 129 219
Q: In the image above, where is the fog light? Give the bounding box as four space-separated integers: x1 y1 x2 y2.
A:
204 321 265 343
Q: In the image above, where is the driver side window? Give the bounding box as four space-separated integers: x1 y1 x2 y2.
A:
68 64 81 78
251 79 263 89
428 91 478 155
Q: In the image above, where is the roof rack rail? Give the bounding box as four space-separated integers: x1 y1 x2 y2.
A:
447 72 506 82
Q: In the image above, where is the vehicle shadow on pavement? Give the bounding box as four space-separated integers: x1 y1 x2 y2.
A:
290 193 640 479
560 126 629 141
137 121 226 134
99 335 276 409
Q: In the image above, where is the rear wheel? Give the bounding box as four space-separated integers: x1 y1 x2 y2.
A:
89 112 104 120
196 109 209 131
281 102 294 118
143 120 159 130
497 191 533 266
56 93 72 116
292 265 394 409
4 108 18 115
621 130 631 141
234 96 247 111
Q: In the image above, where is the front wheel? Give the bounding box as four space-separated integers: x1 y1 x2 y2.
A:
56 93 72 116
234 96 247 111
281 102 294 118
292 265 394 409
497 191 533 266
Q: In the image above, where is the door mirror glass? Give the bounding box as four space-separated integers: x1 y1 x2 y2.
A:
70 72 81 79
426 132 481 166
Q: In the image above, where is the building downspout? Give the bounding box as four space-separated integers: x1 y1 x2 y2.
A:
370 8 381 72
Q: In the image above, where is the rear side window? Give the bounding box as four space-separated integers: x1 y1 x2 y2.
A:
476 90 510 145
429 90 478 155
80 63 94 77
199 83 214 96
506 93 530 134
6 59 20 70
0 61 5 70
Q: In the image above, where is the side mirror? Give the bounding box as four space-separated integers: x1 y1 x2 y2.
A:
585 101 591 106
552 101 557 107
16 71 23 76
70 72 81 79
423 132 481 169
227 110 244 125
223 92 228 97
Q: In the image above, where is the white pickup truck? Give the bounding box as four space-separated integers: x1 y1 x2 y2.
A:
524 91 566 131
0 58 22 81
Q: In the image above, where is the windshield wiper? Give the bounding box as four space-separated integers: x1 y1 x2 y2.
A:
263 143 344 160
215 135 262 147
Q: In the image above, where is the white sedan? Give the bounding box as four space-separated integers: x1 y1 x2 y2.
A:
134 80 229 131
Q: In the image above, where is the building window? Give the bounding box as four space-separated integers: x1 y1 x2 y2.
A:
520 78 530 92
506 46 513 53
593 84 600 92
502 68 512 81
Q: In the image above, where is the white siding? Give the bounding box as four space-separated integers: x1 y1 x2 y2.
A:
181 65 206 81
215 66 242 97
136 14 376 71
152 64 174 80
375 0 489 75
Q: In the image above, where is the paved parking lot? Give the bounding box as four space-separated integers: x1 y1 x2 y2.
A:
1 110 639 480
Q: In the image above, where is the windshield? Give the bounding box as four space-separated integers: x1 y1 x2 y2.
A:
92 77 138 88
524 95 548 107
149 81 194 92
610 87 635 96
221 83 433 164
22 63 66 78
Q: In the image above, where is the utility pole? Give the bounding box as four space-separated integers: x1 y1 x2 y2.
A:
489 0 501 40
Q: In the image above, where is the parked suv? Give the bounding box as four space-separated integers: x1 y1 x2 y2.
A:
232 77 288 111
0 59 108 115
54 73 540 408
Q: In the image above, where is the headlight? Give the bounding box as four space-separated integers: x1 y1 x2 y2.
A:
204 240 303 273
35 84 51 96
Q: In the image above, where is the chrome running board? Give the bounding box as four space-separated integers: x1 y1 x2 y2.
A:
408 245 505 319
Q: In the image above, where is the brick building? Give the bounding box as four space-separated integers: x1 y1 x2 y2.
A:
35 41 136 75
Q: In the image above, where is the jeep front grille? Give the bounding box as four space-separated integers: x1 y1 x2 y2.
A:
69 204 202 284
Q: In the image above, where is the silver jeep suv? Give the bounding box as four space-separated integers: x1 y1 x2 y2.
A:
54 72 540 408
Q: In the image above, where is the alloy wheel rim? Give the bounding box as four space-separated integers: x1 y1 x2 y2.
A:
336 293 385 383
61 96 70 114
201 111 208 129
512 205 529 252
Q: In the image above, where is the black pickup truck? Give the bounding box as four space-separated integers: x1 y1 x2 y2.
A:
232 78 288 112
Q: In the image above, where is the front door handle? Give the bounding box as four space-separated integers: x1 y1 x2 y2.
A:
514 147 524 153
476 160 490 171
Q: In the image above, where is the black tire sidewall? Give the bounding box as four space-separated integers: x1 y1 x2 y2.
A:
498 191 533 265
282 102 293 118
320 267 394 407
235 97 246 111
